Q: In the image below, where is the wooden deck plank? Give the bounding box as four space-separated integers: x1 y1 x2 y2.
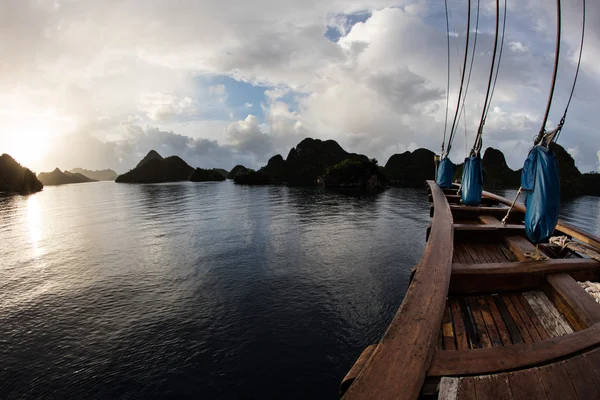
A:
523 291 567 337
342 181 454 400
474 374 513 400
474 244 496 263
563 355 600 399
449 298 469 350
523 291 573 336
494 295 524 344
485 244 508 263
507 368 547 400
538 362 578 400
437 377 459 400
454 245 469 264
442 302 456 350
459 244 477 264
457 377 477 400
517 294 550 340
544 273 600 331
509 293 542 342
470 244 494 264
478 296 503 347
583 347 600 383
486 295 512 346
502 294 534 344
467 297 492 348
459 297 481 349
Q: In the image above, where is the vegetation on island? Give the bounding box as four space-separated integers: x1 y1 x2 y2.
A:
190 168 227 182
0 154 43 194
321 158 387 193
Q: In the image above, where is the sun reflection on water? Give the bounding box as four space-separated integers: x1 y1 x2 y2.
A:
27 195 45 259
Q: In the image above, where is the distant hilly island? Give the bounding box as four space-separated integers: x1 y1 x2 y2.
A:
113 138 600 197
1 138 599 196
69 168 118 181
0 154 43 194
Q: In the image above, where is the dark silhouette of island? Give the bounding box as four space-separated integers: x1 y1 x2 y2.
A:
38 168 98 186
68 168 118 181
116 150 194 183
213 169 229 179
190 168 227 182
0 154 43 194
384 148 436 187
234 138 371 186
227 165 249 179
320 158 387 193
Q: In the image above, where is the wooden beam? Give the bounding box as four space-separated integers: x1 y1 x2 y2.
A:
438 205 522 222
342 181 454 400
478 215 503 226
483 190 600 250
450 259 600 293
454 224 525 243
544 273 600 331
504 236 540 262
427 323 600 377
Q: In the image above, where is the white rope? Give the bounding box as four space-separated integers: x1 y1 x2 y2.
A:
501 187 522 225
549 236 600 261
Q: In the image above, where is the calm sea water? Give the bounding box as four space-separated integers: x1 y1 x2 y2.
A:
1 182 598 399
0 182 428 399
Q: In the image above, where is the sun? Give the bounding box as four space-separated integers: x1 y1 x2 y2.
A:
6 125 50 170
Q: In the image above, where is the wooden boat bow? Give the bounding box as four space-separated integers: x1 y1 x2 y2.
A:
340 182 600 399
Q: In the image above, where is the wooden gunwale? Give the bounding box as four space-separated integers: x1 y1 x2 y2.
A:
341 181 454 400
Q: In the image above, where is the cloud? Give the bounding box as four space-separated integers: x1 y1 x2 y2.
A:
1 0 600 174
140 92 200 122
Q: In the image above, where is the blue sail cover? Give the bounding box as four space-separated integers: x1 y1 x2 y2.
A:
461 155 483 206
521 145 561 244
436 158 455 188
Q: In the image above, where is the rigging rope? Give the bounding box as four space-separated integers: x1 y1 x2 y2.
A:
535 0 562 146
441 0 451 155
484 0 508 121
472 0 501 155
445 0 471 158
555 0 586 142
455 0 480 142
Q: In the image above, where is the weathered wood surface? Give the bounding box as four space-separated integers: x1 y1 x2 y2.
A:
428 323 600 377
523 291 573 337
341 181 454 400
483 190 600 250
544 273 600 331
450 258 600 293
340 345 377 396
451 347 600 400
